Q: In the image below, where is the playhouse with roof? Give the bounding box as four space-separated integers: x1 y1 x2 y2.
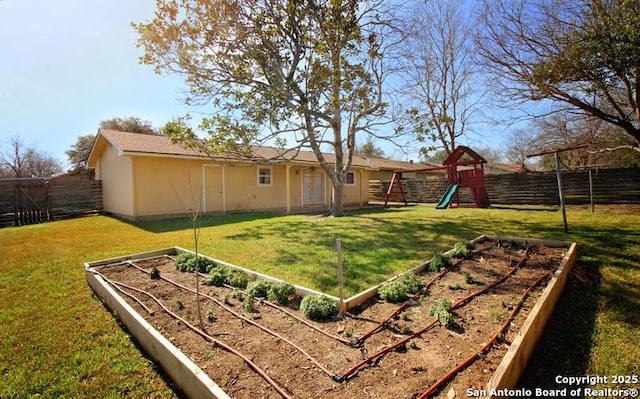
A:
384 146 490 209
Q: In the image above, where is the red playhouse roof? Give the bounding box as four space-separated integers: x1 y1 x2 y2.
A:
442 146 487 166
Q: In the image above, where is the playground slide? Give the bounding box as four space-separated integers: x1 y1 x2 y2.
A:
436 184 459 209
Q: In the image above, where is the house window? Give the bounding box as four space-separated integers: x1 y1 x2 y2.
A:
258 166 272 186
345 171 356 186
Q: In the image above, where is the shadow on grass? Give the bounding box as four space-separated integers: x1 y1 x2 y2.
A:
124 212 282 234
520 223 640 389
91 292 188 399
518 256 601 391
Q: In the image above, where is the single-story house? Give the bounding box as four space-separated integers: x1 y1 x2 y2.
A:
87 129 376 220
366 157 446 181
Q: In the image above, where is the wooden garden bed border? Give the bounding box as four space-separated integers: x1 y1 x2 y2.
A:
85 235 577 398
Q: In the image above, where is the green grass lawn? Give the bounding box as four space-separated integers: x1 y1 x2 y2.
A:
1 204 638 397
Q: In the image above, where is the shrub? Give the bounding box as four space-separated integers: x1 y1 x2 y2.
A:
227 269 249 289
247 280 273 298
175 253 215 273
203 269 227 286
451 242 476 258
378 279 409 303
202 266 249 288
378 273 424 303
243 293 255 313
399 272 423 294
428 253 452 272
300 295 339 321
267 282 296 305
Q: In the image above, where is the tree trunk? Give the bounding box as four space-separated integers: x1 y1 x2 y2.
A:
332 178 345 216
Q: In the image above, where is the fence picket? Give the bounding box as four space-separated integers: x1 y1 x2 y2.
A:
370 168 640 206
0 178 102 227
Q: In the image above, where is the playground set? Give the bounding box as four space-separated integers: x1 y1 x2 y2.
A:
384 146 491 209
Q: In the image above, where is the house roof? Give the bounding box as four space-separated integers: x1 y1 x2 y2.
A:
87 129 375 169
366 157 446 173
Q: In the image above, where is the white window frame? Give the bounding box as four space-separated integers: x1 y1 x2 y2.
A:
257 166 273 186
345 171 356 186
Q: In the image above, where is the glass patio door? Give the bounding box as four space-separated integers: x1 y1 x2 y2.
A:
303 170 324 205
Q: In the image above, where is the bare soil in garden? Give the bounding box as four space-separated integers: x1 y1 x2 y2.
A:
96 238 567 399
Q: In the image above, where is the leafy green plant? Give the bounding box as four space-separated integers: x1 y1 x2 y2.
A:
206 309 216 323
378 280 409 303
227 269 249 289
266 282 296 305
243 293 255 313
202 266 249 288
299 295 339 321
231 289 243 301
378 273 424 303
203 269 227 286
430 299 454 329
428 253 452 272
175 253 215 273
451 241 476 258
247 280 273 298
175 299 184 310
448 282 463 290
400 273 423 294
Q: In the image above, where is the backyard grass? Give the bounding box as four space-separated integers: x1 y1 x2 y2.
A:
1 204 638 397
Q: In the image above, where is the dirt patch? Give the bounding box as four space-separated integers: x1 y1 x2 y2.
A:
95 238 567 399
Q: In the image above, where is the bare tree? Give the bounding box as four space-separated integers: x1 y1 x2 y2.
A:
0 136 63 178
476 0 640 151
503 128 537 167
400 0 482 157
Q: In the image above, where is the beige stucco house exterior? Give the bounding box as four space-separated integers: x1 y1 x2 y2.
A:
87 129 375 220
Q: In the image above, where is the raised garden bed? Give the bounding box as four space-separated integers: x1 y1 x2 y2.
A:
85 235 577 398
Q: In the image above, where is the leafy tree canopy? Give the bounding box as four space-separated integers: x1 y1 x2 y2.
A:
65 135 95 171
355 137 385 158
135 0 401 215
99 117 157 135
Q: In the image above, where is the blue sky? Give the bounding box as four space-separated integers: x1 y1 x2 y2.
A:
0 0 193 168
0 0 512 169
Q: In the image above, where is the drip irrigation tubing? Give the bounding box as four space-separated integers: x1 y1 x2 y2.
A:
450 246 531 312
93 271 293 399
128 261 338 379
97 274 155 316
338 245 531 381
197 275 354 346
352 241 509 347
417 267 558 399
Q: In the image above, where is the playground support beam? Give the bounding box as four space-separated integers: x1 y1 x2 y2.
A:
526 144 589 233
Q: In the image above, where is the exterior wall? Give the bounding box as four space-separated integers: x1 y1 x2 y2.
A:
224 164 289 212
342 169 369 206
98 152 371 219
99 143 134 218
132 157 204 218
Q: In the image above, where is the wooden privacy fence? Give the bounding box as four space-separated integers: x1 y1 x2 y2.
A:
370 168 640 206
0 178 102 227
